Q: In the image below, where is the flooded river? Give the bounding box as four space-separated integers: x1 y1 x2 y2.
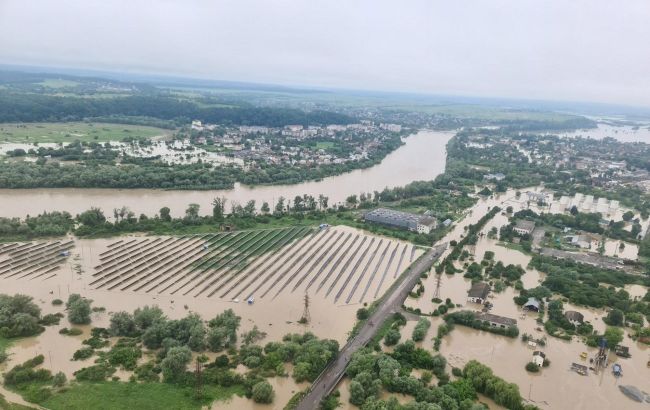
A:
0 130 452 219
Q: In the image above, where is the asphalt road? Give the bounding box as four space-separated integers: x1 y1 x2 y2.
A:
295 243 447 410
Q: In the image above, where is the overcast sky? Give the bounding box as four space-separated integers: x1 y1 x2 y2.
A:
1 0 649 106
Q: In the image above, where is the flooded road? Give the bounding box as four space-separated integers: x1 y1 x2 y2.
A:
0 130 452 219
403 188 650 410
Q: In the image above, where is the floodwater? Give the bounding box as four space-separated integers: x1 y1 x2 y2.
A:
403 187 650 410
559 123 650 143
0 130 453 219
0 225 423 410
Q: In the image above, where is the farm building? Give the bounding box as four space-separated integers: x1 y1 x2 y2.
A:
524 297 541 312
564 310 584 326
467 282 490 304
364 208 437 234
513 220 535 236
475 312 517 329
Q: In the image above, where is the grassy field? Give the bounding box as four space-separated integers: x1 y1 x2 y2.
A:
0 336 11 360
42 382 245 410
0 393 32 410
315 141 335 149
0 122 173 143
383 104 579 121
37 79 81 89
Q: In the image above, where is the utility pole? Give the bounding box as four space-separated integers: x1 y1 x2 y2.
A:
195 357 203 400
300 292 311 324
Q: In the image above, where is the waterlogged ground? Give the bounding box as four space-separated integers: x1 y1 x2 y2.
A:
402 189 650 410
0 225 422 408
0 130 453 218
2 187 649 409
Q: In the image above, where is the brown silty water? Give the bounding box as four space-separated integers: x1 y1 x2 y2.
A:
0 130 453 219
403 190 650 410
0 225 422 406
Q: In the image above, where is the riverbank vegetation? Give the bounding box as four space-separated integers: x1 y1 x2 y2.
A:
0 177 475 246
0 298 339 409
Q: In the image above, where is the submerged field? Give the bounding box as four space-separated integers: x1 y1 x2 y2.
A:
0 224 422 409
0 122 172 143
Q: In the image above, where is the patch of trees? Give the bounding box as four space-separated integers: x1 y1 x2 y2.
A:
0 92 354 126
463 360 537 410
66 294 93 325
344 343 491 409
485 261 525 282
0 211 74 240
412 318 431 342
530 255 650 319
2 355 55 403
444 311 519 338
436 206 501 273
0 294 46 338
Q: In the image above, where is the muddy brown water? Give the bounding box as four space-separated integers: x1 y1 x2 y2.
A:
0 225 423 408
0 130 452 219
404 190 650 410
2 186 649 409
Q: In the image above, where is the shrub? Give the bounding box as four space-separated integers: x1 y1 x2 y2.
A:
72 347 94 361
412 318 431 342
525 362 539 372
52 371 67 387
51 299 63 306
74 363 115 382
356 308 370 320
67 294 92 325
251 380 274 404
59 327 83 336
384 328 401 346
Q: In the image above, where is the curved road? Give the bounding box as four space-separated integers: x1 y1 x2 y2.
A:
296 243 447 410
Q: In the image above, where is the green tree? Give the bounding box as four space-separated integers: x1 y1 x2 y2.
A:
184 203 200 221
604 327 624 349
109 311 137 336
161 346 191 383
211 197 226 221
251 380 274 404
159 207 171 222
67 294 91 325
604 309 624 327
77 207 106 227
384 328 401 346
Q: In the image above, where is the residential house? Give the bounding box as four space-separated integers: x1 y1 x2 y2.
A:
467 282 490 304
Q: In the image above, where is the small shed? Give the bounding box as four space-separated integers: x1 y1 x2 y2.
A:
524 297 541 312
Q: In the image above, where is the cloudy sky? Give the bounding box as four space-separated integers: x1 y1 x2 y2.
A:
1 0 649 106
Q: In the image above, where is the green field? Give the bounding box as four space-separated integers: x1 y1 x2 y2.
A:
37 79 81 89
383 104 579 121
42 382 244 410
0 122 173 143
315 141 335 149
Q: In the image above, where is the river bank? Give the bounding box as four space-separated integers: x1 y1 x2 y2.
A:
0 130 453 219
